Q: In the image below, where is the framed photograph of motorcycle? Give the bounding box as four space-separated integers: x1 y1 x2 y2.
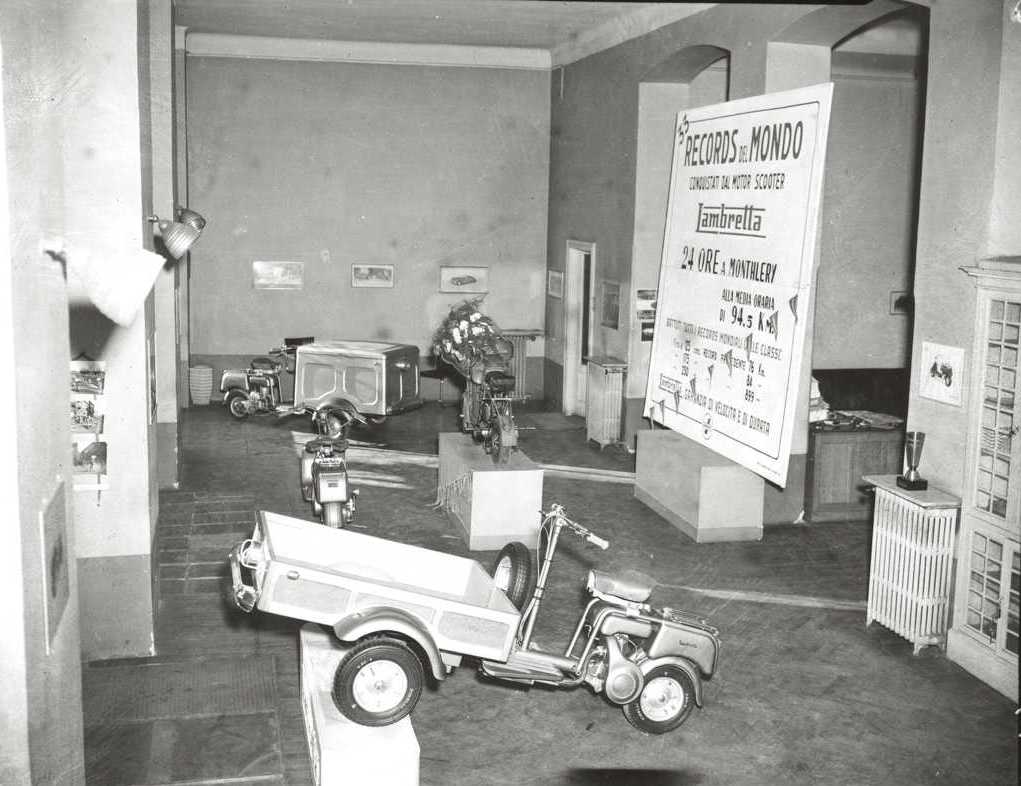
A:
439 265 488 294
352 263 395 288
919 341 964 406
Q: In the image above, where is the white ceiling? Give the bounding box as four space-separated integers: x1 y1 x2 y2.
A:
174 0 662 51
173 1 923 67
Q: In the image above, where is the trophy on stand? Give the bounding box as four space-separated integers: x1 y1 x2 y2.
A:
897 431 928 491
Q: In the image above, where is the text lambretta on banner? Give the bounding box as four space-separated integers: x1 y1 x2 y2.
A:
644 84 833 487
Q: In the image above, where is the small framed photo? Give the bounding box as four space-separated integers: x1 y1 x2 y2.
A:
70 360 106 395
253 260 304 290
600 280 621 330
919 341 964 406
352 263 395 288
547 270 564 299
439 266 488 294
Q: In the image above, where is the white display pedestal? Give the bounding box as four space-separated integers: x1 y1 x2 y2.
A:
437 432 543 550
300 624 420 786
635 430 763 542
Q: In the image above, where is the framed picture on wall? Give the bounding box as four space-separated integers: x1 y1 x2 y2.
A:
439 266 488 294
253 260 304 290
600 280 621 329
919 341 964 406
352 263 395 288
547 270 564 299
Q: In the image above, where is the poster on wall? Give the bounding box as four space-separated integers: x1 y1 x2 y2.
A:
40 481 69 653
643 84 834 487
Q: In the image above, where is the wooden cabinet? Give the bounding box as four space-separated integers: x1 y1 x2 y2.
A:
805 427 904 522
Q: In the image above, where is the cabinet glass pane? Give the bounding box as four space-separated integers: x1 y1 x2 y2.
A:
973 298 1019 520
966 532 1004 641
1009 551 1020 655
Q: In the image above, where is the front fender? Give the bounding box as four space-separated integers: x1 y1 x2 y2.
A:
640 656 704 707
333 607 447 681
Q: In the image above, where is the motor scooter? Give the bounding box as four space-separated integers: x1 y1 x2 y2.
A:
221 346 295 420
298 408 363 528
481 504 722 734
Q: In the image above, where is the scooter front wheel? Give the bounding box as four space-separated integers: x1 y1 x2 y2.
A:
622 664 695 734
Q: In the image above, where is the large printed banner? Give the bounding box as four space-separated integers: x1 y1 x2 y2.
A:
644 84 833 486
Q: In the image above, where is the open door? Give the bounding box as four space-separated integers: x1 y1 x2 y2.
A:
563 240 594 416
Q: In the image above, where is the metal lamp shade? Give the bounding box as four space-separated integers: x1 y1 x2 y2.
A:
176 207 206 231
157 219 201 259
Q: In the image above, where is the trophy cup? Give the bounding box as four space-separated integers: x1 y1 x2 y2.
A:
897 431 928 491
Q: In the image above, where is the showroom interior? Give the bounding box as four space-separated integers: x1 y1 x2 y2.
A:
1 1 1018 785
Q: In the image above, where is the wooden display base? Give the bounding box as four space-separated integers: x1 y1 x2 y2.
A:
300 624 420 786
635 430 763 542
437 432 543 550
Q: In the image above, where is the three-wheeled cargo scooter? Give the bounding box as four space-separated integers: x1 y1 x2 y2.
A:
229 504 720 734
220 339 422 436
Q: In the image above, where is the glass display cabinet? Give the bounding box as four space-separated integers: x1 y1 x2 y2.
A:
948 259 1020 700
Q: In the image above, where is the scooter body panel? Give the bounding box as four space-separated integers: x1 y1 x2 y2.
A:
645 614 720 677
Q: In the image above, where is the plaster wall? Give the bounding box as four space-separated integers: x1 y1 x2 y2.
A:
545 4 815 419
985 0 1021 258
150 0 180 488
0 2 85 783
186 57 549 363
64 0 156 659
907 0 1004 497
813 69 921 369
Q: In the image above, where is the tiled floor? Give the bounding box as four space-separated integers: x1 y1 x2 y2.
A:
81 403 1018 786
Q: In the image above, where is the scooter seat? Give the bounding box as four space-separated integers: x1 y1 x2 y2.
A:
304 437 347 454
485 371 516 393
250 356 278 371
589 569 654 603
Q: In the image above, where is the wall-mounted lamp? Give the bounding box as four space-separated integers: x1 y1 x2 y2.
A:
147 207 206 259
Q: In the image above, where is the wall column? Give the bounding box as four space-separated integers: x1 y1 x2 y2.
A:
64 0 157 660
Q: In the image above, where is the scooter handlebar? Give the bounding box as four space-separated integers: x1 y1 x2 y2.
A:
553 511 610 550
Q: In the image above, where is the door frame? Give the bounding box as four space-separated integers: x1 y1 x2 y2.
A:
563 239 596 416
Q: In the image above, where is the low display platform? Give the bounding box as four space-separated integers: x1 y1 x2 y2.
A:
635 429 763 542
300 624 420 786
437 432 543 550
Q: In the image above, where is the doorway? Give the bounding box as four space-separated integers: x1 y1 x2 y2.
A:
563 240 595 416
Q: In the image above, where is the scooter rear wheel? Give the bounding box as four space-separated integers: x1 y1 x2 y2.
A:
490 541 534 611
332 637 424 727
226 391 250 420
322 502 343 529
622 664 695 734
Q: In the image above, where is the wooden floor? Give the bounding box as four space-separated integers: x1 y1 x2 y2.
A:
81 404 1018 786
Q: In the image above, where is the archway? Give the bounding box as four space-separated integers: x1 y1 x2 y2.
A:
625 45 731 442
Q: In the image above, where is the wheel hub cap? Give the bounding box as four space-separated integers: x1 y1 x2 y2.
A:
352 660 407 713
640 676 685 721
